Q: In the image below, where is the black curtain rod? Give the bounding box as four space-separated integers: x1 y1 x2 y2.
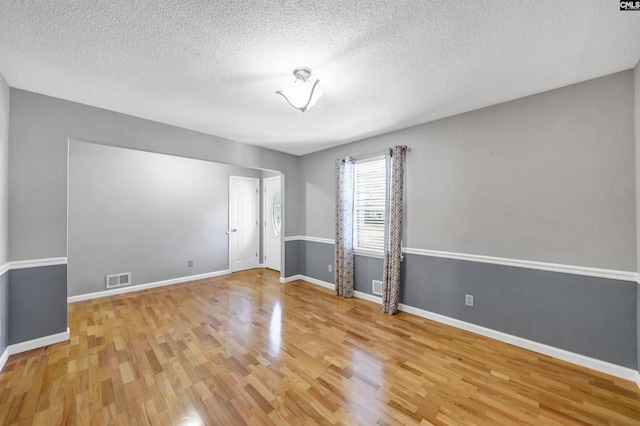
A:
340 146 409 162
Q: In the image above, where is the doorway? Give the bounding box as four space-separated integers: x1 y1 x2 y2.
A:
263 175 282 271
228 176 259 272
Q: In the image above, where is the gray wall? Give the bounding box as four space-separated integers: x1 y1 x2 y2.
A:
0 74 8 265
284 239 301 278
294 70 639 369
8 89 300 262
287 240 637 368
3 68 639 373
5 89 298 348
635 60 640 372
301 71 636 271
0 273 7 354
0 73 8 356
68 140 260 297
8 265 67 344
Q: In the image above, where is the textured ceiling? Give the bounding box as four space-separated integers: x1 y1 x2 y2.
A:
1 1 640 155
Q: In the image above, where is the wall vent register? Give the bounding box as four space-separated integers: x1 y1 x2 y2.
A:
105 272 132 289
372 279 383 296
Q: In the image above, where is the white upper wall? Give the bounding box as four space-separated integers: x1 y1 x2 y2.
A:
301 71 636 271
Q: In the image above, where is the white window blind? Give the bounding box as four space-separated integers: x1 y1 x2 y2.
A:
354 157 386 252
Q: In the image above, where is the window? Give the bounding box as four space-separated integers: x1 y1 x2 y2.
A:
353 157 386 253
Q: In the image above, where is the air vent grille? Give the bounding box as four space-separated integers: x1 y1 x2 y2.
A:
372 279 383 296
106 272 131 289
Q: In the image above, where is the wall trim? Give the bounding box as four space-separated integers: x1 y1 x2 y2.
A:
284 235 334 244
68 269 230 303
293 275 640 386
0 257 68 276
284 236 638 283
402 247 636 282
9 257 68 270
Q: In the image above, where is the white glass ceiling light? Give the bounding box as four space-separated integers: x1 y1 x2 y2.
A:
276 67 323 112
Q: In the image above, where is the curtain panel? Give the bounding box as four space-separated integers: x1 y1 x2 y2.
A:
382 145 407 314
334 157 355 298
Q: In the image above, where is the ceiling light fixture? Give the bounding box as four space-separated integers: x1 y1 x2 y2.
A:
276 67 323 112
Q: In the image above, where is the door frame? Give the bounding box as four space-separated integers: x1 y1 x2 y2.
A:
228 175 260 272
262 175 282 272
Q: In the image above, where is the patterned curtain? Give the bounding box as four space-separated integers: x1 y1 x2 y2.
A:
335 157 355 298
382 145 407 314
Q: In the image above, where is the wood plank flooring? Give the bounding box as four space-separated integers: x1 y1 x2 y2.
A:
1 269 639 425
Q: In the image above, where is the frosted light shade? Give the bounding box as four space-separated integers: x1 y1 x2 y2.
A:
277 79 323 112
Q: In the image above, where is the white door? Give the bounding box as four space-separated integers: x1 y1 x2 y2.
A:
229 176 259 272
263 176 282 271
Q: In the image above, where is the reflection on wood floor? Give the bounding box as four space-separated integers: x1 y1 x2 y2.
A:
1 269 639 425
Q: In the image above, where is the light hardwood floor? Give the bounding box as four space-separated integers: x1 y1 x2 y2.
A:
0 269 639 425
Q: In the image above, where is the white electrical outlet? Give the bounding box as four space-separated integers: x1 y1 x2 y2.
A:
465 294 475 307
328 264 332 272
188 259 194 267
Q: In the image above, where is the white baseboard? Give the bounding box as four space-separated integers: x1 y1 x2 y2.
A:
354 290 382 303
306 277 333 290
295 275 640 386
0 346 8 372
0 328 71 372
284 274 334 289
396 304 639 384
68 270 231 303
284 275 381 301
7 328 70 355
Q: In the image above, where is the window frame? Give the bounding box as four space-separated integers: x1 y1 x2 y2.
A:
353 155 386 258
